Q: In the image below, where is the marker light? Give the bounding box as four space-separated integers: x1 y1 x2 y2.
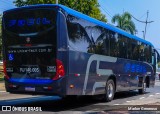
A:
70 84 74 88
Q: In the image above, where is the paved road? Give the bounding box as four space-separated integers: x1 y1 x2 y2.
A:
1 81 160 113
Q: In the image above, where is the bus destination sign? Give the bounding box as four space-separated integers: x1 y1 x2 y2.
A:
8 18 51 27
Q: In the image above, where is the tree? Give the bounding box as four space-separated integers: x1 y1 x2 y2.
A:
111 12 136 35
13 0 107 22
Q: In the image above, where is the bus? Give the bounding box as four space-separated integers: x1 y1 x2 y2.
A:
2 4 159 102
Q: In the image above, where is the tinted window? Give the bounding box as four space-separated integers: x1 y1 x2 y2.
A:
67 14 152 63
109 31 119 57
67 15 109 54
144 45 151 63
119 35 128 58
92 26 106 55
132 40 139 60
67 15 91 53
127 38 133 59
103 30 110 56
139 42 145 61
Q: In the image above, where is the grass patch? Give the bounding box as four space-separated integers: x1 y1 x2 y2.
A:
0 72 4 81
0 65 3 69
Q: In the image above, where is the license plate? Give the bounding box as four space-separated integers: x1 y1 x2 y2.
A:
25 87 35 92
20 67 39 73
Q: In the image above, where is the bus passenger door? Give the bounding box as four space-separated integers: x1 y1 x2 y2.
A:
130 73 139 90
125 75 130 90
116 61 130 91
117 73 130 91
128 63 140 90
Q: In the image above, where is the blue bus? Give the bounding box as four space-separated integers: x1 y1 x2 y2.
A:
2 4 159 101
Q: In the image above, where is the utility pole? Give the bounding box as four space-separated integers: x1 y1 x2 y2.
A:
142 31 144 39
144 10 149 39
131 10 154 40
56 0 58 4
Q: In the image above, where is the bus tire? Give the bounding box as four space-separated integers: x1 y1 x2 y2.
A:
104 79 115 102
138 80 146 94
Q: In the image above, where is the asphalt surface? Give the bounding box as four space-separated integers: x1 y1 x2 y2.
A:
0 80 160 113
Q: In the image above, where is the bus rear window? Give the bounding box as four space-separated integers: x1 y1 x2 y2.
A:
3 8 56 34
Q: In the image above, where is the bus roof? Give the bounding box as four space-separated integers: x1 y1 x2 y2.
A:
4 4 154 47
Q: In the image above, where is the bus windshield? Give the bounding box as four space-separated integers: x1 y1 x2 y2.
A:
3 8 57 80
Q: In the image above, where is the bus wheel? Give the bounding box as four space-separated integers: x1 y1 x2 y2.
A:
104 79 115 102
139 81 146 94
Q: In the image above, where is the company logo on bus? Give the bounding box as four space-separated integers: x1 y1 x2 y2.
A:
124 63 147 73
8 18 51 27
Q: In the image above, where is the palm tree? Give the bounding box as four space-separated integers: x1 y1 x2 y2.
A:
112 12 136 35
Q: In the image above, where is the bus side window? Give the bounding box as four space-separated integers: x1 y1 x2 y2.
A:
127 38 133 59
90 26 106 55
109 31 119 57
132 40 139 61
119 35 127 59
67 15 90 53
139 42 143 61
94 32 106 55
104 30 110 56
144 45 151 63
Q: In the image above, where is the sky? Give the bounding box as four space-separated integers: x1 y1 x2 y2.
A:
0 0 160 51
98 0 160 51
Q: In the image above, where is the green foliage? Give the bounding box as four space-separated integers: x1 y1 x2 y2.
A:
13 0 107 22
111 12 136 35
